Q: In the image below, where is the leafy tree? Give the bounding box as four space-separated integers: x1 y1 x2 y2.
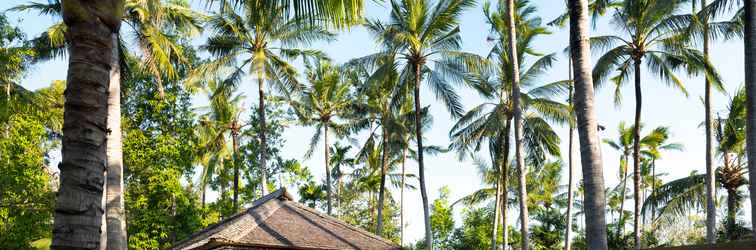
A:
0 14 34 99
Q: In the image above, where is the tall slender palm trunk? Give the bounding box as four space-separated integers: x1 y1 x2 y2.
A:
505 0 528 248
376 126 389 235
106 34 127 250
699 0 717 243
564 61 574 250
324 126 332 215
258 77 269 195
617 155 628 237
52 1 122 247
569 0 608 249
400 144 407 246
413 63 432 250
632 58 643 250
491 180 500 250
232 129 240 210
745 0 756 241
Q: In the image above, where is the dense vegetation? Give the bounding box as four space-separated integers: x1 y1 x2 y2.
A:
1 0 755 249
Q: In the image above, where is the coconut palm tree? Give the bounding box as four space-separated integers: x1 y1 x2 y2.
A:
197 78 248 210
568 0 609 248
290 59 354 215
592 1 722 247
49 1 123 248
640 126 683 220
603 122 634 237
356 0 480 247
643 88 747 239
194 1 334 196
11 2 202 248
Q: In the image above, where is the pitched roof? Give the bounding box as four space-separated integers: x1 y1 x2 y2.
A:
170 188 401 250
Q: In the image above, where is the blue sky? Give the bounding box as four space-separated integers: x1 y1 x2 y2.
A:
1 0 750 244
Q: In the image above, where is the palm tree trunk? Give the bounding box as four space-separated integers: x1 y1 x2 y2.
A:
413 63 432 250
501 119 512 250
650 158 656 222
618 155 628 237
568 0 608 248
400 144 407 247
52 1 121 247
701 0 717 243
726 188 737 240
565 63 574 250
258 77 269 195
505 0 528 248
377 126 389 235
632 58 643 250
232 130 240 210
491 179 500 250
744 0 756 241
106 33 127 250
324 125 332 215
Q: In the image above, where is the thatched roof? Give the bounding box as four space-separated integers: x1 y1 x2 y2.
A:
170 188 401 250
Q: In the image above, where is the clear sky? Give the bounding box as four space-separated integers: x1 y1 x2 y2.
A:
1 0 750 244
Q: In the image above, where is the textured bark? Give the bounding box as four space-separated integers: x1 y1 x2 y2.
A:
501 119 511 250
569 0 609 249
632 58 642 250
505 0 528 248
324 126 332 215
413 63 432 250
376 126 389 235
745 0 756 241
106 34 126 250
701 0 717 243
565 61 574 250
258 77 269 195
53 1 122 248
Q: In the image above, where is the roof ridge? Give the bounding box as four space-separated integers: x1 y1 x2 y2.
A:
287 200 400 247
170 188 290 249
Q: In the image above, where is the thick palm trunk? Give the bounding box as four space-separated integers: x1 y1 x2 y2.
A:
258 77 269 195
744 0 756 241
413 63 432 250
324 126 332 215
400 145 407 246
106 34 127 250
491 179 500 250
53 1 121 248
726 188 737 240
565 67 574 250
232 130 240 210
376 126 389 235
505 0 528 248
632 58 643 250
501 119 511 250
568 0 608 249
701 0 717 243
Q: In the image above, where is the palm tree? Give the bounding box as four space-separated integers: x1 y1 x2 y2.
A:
568 0 608 248
197 79 247 210
643 88 747 240
592 1 722 247
11 2 202 248
640 126 683 221
195 1 334 195
603 122 634 237
50 0 123 248
358 0 480 247
291 59 354 215
744 1 756 239
450 3 568 249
